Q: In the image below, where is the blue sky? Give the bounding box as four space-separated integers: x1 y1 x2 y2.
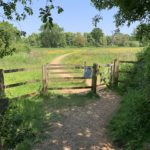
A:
1 0 139 35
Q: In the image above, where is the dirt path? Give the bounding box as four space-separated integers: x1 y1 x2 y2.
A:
50 53 91 94
34 53 121 150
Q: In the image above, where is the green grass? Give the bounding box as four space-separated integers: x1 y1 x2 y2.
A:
1 92 99 149
0 47 142 98
62 47 142 65
0 48 73 98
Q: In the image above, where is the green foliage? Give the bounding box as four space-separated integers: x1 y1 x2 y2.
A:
72 33 86 47
112 33 129 46
126 41 140 47
0 97 44 149
0 22 19 58
0 0 63 29
26 33 41 47
135 24 150 46
0 21 30 58
12 42 31 53
91 28 104 46
109 46 150 149
40 24 66 47
91 0 150 27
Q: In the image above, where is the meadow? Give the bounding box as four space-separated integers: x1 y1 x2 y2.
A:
0 47 142 98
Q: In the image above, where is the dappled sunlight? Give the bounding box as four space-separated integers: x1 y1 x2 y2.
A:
55 122 64 128
63 146 72 150
33 89 120 150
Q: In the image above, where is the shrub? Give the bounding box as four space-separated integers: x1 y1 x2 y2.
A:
109 46 150 149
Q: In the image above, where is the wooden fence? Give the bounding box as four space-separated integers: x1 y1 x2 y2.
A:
0 59 136 99
0 67 41 99
0 63 100 99
42 63 98 94
111 59 137 86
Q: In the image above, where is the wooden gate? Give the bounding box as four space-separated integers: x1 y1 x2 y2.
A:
42 63 98 94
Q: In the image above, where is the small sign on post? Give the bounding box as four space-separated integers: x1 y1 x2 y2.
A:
84 66 92 78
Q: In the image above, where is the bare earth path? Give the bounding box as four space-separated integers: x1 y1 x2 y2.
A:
34 53 121 150
50 53 91 94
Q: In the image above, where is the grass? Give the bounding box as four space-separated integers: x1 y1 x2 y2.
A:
0 46 144 149
0 49 72 98
1 92 99 149
62 47 141 65
0 47 142 98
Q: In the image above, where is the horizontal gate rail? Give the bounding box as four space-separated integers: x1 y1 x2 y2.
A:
5 79 41 88
48 77 91 80
48 64 83 66
4 67 40 73
48 86 92 90
11 92 39 100
47 67 84 70
49 72 81 74
119 60 137 64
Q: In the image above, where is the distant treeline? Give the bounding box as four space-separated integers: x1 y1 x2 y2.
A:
0 22 148 59
24 23 145 48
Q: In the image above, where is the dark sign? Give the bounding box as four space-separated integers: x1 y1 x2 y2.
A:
84 67 92 78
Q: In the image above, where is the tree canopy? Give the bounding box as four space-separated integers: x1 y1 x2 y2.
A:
0 0 63 28
0 22 20 58
134 23 150 45
0 0 150 27
91 0 150 26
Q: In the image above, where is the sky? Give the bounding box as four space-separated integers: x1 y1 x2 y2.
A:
1 0 139 36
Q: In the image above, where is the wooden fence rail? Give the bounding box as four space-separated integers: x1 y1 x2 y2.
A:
0 67 41 98
112 59 137 86
0 61 118 98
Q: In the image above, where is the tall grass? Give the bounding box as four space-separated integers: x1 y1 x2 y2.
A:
62 47 141 65
0 49 70 98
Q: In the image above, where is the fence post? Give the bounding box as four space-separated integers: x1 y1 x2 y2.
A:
45 64 48 92
92 63 98 94
42 65 48 93
112 59 119 87
0 69 5 97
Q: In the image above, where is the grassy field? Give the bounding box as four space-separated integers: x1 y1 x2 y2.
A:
0 49 74 98
0 47 142 98
62 47 142 65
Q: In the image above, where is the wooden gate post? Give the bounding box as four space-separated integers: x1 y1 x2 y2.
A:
112 59 119 87
92 63 98 94
45 64 48 92
42 65 48 93
0 69 5 97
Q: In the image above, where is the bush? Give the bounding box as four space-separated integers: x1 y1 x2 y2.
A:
11 42 31 53
125 41 140 47
0 97 44 149
109 46 150 149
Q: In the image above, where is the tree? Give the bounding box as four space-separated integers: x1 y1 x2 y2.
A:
112 33 129 46
27 33 41 47
91 0 150 27
40 24 66 48
91 28 104 46
72 33 86 47
134 24 150 46
65 32 74 46
0 22 20 58
84 33 95 46
0 0 63 28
